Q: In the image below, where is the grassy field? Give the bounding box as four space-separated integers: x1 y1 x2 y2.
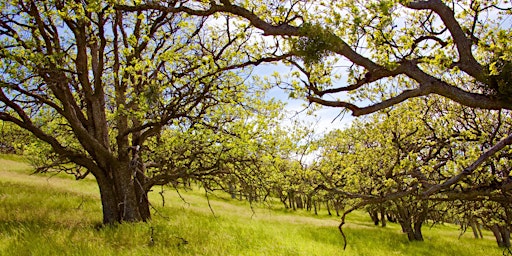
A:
0 155 503 255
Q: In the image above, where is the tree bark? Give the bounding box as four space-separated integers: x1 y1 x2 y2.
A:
490 224 505 247
402 221 415 241
489 224 510 247
134 172 151 221
94 164 149 224
413 221 424 241
369 210 379 226
115 163 142 222
477 224 484 239
289 190 296 210
380 206 387 227
335 199 341 217
396 204 425 241
96 174 121 224
296 195 304 209
469 216 481 239
501 226 511 248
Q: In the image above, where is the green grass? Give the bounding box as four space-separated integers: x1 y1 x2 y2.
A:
0 154 503 255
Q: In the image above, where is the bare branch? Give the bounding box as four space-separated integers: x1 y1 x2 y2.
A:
308 86 429 116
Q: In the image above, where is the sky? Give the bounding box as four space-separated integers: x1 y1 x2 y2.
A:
251 63 355 135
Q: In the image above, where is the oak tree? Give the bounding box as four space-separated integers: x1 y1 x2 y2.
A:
0 0 282 224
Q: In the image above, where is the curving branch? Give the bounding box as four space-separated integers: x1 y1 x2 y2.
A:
405 0 485 82
308 58 512 117
118 1 512 113
422 132 512 197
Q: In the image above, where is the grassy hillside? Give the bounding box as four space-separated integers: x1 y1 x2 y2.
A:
0 155 502 255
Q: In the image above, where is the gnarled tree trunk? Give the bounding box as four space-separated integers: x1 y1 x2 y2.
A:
94 163 150 224
490 224 511 248
396 203 427 241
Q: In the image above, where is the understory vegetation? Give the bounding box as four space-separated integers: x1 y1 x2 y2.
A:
0 156 502 255
1 1 512 254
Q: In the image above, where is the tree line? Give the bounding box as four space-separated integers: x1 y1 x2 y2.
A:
0 0 511 249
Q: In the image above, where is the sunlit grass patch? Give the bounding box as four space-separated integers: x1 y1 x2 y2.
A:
0 155 504 255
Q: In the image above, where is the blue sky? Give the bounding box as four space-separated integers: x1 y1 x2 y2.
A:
251 63 355 134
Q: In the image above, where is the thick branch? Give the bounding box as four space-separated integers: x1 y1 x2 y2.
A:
308 86 430 116
115 2 300 36
405 0 485 81
309 66 512 116
422 132 512 197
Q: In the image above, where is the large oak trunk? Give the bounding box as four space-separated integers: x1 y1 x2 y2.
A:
96 175 119 224
95 164 150 224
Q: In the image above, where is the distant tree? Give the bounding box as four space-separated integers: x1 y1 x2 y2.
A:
316 99 438 242
316 96 512 244
0 121 33 154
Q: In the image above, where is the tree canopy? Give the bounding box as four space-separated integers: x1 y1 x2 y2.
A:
112 1 512 180
0 0 289 224
1 0 512 248
115 0 512 113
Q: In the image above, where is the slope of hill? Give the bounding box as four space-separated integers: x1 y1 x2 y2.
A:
0 155 501 255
